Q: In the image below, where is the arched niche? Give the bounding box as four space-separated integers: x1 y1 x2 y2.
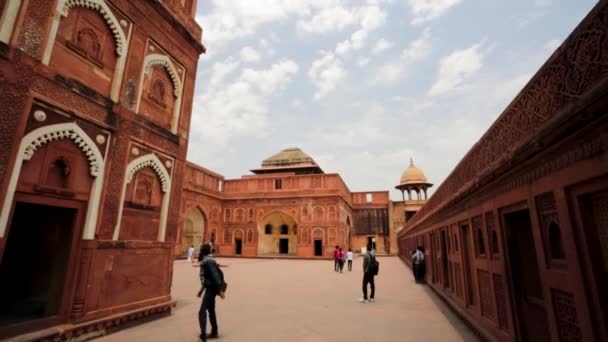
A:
182 207 205 255
0 122 106 240
257 210 297 255
136 54 184 133
43 0 128 101
112 153 172 241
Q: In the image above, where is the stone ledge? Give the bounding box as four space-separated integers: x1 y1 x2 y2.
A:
5 300 175 342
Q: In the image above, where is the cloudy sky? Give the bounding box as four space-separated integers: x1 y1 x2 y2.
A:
188 0 596 200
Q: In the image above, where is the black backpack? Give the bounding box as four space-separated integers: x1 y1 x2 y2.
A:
368 253 380 276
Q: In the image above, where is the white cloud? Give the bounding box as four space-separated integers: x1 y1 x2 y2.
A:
192 59 299 144
429 43 483 96
408 0 461 25
199 0 341 48
358 57 370 67
372 38 394 54
240 46 261 63
297 6 358 33
208 58 240 87
373 28 431 84
308 51 346 100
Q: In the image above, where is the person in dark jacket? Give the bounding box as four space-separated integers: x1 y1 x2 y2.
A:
360 251 376 303
197 244 225 341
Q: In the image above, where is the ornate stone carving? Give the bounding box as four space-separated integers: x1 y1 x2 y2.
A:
493 274 509 331
143 54 182 96
96 134 105 144
131 147 139 156
33 109 47 122
59 0 127 56
125 153 170 193
22 122 103 176
552 289 582 342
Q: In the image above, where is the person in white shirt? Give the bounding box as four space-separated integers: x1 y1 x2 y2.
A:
346 249 354 271
187 245 195 263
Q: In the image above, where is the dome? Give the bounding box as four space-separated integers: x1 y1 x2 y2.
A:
399 158 429 185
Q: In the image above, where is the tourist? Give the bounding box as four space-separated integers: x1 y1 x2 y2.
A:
197 244 226 341
333 245 340 272
413 246 425 283
187 245 195 263
360 249 378 303
346 248 354 271
338 247 345 273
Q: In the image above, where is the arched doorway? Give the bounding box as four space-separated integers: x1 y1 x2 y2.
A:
182 207 205 256
258 211 297 255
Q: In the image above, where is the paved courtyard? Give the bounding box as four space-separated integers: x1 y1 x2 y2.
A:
99 257 478 342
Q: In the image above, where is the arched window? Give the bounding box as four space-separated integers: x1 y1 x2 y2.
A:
477 228 486 255
247 228 253 243
224 209 231 222
46 157 71 188
248 209 254 222
548 222 565 259
280 224 288 235
235 209 244 223
75 27 101 61
223 229 230 244
149 78 166 105
491 231 499 254
265 224 272 235
135 180 152 205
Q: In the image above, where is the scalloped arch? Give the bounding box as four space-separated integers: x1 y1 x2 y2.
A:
59 0 127 56
126 153 171 193
143 54 183 97
21 122 104 176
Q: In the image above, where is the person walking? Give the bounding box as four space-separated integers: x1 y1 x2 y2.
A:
338 248 345 273
360 250 379 303
333 245 340 272
187 245 195 263
197 244 226 341
346 248 354 271
413 246 425 283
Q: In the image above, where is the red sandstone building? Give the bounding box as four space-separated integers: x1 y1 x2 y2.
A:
0 0 203 339
177 148 429 259
398 2 608 342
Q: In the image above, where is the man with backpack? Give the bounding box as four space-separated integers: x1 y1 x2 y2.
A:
197 244 227 341
360 250 379 303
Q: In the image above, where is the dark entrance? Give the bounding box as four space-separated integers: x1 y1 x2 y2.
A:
235 239 242 255
504 209 549 342
279 238 289 254
460 224 475 305
367 236 376 251
440 230 449 289
314 240 323 256
0 202 78 328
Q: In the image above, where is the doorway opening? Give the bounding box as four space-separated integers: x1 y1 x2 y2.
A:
279 239 289 254
314 240 323 256
0 202 77 326
460 224 475 305
367 236 376 251
504 209 549 342
441 230 449 289
235 239 242 255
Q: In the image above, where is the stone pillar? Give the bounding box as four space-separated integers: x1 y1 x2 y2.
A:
71 241 95 321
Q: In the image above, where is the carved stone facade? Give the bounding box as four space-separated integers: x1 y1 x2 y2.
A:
0 0 203 340
398 2 608 342
178 149 428 259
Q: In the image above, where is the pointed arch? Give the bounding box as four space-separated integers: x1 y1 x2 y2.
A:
0 122 106 239
125 153 170 193
113 153 173 241
43 0 129 101
136 54 184 133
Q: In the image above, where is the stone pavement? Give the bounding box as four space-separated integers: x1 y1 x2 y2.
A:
99 257 478 342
